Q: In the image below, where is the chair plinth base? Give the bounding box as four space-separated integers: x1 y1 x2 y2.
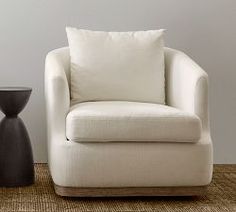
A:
54 183 208 197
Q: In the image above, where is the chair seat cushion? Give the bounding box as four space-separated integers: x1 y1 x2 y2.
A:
66 101 201 142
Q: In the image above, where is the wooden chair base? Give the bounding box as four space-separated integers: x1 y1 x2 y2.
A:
54 183 208 197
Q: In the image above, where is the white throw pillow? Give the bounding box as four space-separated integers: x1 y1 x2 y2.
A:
66 27 165 104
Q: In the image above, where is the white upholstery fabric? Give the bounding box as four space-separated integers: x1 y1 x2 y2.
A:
45 47 213 188
66 101 201 142
49 135 212 188
66 28 165 104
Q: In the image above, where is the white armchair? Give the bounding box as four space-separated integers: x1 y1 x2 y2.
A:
45 47 213 197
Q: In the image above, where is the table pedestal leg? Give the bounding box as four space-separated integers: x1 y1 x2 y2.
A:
0 116 34 187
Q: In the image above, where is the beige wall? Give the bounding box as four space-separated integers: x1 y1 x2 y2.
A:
0 0 235 163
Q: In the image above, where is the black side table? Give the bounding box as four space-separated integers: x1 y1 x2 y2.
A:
0 87 34 187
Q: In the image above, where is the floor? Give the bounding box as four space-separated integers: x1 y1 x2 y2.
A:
0 164 235 212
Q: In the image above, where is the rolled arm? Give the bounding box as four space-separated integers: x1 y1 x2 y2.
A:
165 48 209 132
45 49 70 140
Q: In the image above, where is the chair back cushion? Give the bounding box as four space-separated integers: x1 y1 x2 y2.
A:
66 28 165 104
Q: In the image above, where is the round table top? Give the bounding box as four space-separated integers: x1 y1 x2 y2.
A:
0 87 32 92
0 87 32 116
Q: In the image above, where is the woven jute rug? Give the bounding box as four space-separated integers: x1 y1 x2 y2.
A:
0 164 235 212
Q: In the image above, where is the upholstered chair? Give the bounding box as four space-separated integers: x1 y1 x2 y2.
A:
45 47 213 196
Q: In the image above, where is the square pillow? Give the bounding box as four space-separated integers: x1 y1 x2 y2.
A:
66 27 165 104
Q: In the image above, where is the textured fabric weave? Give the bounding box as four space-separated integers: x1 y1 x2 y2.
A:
66 101 201 142
0 164 235 212
66 28 165 104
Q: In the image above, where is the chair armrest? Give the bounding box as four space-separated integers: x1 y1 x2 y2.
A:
165 48 209 132
45 50 70 140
